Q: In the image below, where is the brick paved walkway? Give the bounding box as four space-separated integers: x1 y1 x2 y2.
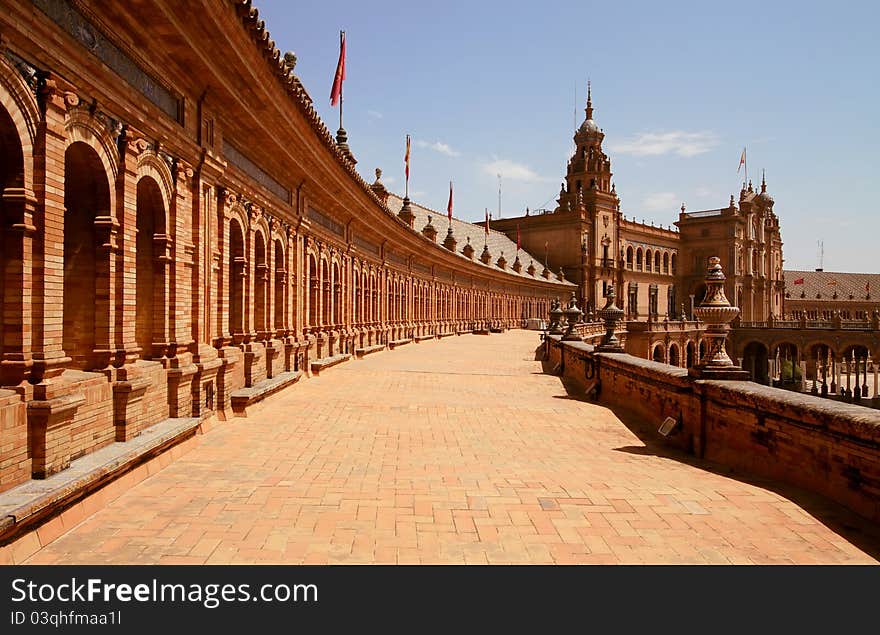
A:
19 332 880 564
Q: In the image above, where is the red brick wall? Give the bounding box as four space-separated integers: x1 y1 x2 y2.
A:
0 389 28 492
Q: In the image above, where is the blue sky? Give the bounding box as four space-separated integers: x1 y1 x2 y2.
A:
256 0 879 272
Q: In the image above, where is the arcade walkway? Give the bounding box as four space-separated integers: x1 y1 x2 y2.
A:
14 332 880 564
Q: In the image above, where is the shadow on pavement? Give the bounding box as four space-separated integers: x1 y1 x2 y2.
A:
535 344 880 561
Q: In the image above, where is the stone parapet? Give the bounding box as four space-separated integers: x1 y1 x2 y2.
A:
546 336 880 523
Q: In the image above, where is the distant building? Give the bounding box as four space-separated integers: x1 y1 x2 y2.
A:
489 87 790 323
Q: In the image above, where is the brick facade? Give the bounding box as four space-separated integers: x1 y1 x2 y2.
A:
0 0 572 493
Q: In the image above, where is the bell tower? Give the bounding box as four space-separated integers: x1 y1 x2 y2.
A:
555 83 621 310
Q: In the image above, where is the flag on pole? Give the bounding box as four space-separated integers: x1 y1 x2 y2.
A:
793 277 805 285
404 135 411 183
516 223 521 251
330 31 346 107
737 147 746 173
446 181 453 220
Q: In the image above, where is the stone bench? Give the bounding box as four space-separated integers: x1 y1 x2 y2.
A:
414 334 436 343
437 332 455 339
0 416 200 544
310 354 351 376
355 344 385 359
473 328 491 335
388 338 412 350
489 326 506 333
230 370 302 416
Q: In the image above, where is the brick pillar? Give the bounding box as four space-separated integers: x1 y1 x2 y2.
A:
30 80 71 381
116 135 140 365
92 211 120 369
0 187 38 387
172 161 195 350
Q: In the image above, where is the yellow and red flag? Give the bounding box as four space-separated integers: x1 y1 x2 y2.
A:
737 147 746 173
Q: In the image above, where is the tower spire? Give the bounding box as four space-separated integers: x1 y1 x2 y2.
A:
761 169 766 193
585 80 593 120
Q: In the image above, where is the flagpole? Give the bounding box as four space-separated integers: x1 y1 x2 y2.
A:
338 30 344 132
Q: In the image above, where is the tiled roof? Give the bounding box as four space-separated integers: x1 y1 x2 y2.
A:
784 270 880 302
387 194 570 285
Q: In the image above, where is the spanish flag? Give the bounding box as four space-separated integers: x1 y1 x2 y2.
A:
330 31 346 107
737 147 746 173
404 134 411 184
447 181 453 220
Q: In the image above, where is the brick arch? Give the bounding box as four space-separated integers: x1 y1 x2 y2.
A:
668 341 680 366
64 110 119 213
135 150 173 217
0 56 39 192
768 339 801 357
272 235 286 331
651 342 665 363
252 227 268 334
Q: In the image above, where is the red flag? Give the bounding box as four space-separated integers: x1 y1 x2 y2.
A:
793 277 805 285
404 135 411 182
330 31 346 107
737 147 746 173
516 223 521 251
447 181 453 220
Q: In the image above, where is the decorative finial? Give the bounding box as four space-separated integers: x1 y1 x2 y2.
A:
283 51 297 71
375 167 382 181
680 203 686 214
585 79 593 120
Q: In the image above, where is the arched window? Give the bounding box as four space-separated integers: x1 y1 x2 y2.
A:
253 231 267 335
626 246 634 270
228 219 246 337
636 248 643 271
135 177 166 357
274 239 285 330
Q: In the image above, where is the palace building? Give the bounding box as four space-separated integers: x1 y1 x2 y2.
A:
489 85 788 324
0 0 572 494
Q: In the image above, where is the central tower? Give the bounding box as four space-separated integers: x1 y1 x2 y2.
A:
555 83 622 309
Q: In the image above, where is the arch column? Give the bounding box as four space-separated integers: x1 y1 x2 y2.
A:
0 187 38 387
30 83 73 382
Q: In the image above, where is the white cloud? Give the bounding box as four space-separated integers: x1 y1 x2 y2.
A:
409 190 426 198
641 191 680 212
481 158 551 183
367 110 383 119
382 175 396 184
415 139 461 157
610 131 718 157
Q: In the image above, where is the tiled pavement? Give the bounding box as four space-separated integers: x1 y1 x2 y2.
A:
17 331 880 564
